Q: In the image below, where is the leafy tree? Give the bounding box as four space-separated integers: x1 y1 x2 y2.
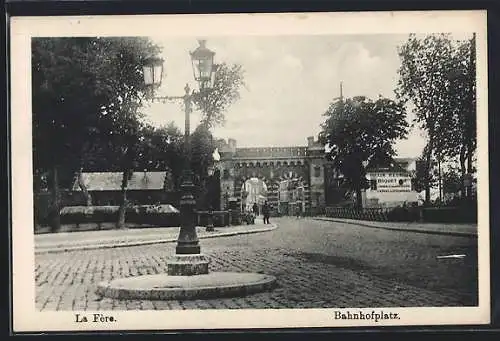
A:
396 33 476 203
446 35 476 189
190 124 217 209
135 122 184 182
319 96 408 208
193 63 245 128
172 62 245 210
32 37 162 230
412 157 428 194
442 167 462 198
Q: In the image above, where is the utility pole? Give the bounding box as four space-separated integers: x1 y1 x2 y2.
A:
338 81 344 120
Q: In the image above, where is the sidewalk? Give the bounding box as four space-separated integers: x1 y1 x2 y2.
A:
35 221 278 254
313 217 477 238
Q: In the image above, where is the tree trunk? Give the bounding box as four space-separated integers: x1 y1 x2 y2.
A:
355 187 363 209
50 166 61 232
438 158 442 203
466 151 473 198
424 147 433 205
465 33 476 198
459 146 467 198
116 170 129 229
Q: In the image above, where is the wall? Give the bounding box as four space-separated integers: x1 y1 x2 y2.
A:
218 156 310 213
217 137 328 216
308 157 326 213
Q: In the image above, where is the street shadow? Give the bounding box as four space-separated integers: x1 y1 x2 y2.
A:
285 250 478 306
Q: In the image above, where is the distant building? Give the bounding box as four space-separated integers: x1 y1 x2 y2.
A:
214 136 422 212
71 171 176 206
216 136 327 216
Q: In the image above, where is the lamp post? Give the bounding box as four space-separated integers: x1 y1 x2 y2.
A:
142 40 217 272
206 148 221 232
97 39 276 301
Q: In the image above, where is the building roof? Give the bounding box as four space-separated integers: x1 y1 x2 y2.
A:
232 147 308 159
366 156 408 173
72 171 168 191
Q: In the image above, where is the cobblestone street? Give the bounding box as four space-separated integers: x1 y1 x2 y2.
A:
35 218 478 311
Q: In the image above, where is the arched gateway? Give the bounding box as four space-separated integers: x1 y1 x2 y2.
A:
216 136 327 216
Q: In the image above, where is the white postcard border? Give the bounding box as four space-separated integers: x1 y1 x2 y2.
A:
10 10 490 332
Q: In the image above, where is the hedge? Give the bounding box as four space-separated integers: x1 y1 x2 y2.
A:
421 206 477 223
60 205 180 227
197 211 230 227
196 210 255 226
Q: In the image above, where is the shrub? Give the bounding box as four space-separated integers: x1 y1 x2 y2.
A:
126 204 180 227
387 206 410 222
422 206 477 223
241 212 255 225
59 204 180 227
60 206 120 224
212 212 228 227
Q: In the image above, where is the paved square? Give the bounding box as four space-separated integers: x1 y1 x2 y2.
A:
35 218 478 310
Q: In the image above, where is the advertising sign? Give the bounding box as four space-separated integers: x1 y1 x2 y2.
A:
376 176 412 192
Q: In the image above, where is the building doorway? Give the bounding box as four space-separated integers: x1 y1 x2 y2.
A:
241 177 268 215
278 178 306 216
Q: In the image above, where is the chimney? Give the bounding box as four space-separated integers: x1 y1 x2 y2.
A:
307 136 314 147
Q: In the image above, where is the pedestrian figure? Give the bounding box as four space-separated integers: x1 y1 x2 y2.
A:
262 201 270 224
252 202 259 216
296 203 301 219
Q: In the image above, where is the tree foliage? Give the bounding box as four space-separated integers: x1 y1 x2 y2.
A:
32 37 163 229
319 96 408 208
442 167 462 197
33 37 245 229
190 124 217 209
32 37 161 174
193 62 245 128
396 33 476 202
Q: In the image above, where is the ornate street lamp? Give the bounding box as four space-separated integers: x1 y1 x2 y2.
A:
190 40 216 91
96 40 276 302
142 39 216 273
142 57 164 87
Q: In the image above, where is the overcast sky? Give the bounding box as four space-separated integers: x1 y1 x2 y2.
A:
141 34 440 158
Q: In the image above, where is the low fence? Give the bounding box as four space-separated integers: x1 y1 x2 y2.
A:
36 203 252 233
325 204 477 223
325 206 420 222
196 210 256 227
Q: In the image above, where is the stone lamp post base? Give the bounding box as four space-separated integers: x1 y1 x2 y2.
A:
96 253 277 301
96 272 277 301
167 254 210 276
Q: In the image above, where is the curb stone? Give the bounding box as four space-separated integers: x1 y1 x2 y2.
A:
35 223 278 254
313 218 476 238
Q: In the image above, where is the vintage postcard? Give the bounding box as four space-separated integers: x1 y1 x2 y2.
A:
10 10 489 332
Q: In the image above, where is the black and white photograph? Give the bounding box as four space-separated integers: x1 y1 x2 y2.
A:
11 11 489 331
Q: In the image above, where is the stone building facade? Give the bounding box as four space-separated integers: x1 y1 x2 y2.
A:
216 136 327 215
